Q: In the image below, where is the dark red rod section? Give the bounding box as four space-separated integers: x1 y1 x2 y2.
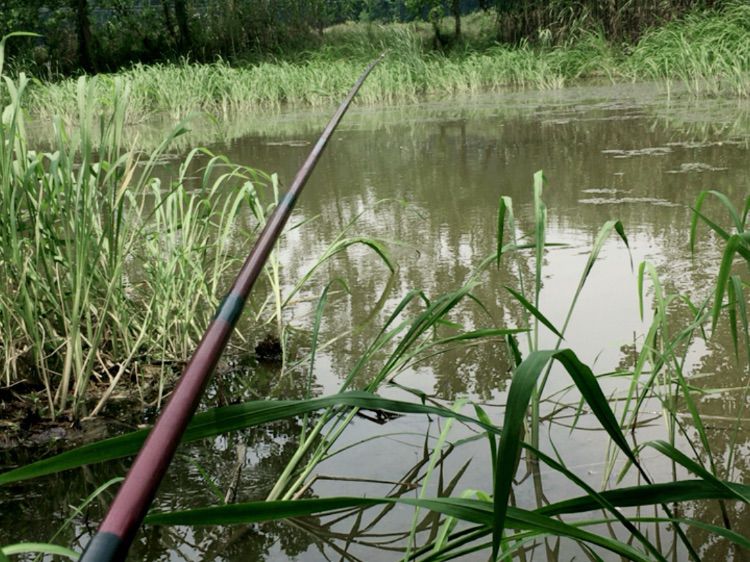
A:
80 55 383 562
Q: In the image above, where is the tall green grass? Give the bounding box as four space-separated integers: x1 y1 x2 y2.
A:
8 1 749 125
20 49 583 124
0 62 259 418
627 1 750 97
2 171 747 559
0 34 393 420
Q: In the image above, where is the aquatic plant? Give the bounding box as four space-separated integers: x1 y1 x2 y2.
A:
0 57 256 419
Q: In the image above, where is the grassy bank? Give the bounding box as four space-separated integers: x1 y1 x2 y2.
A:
0 69 262 419
11 1 750 124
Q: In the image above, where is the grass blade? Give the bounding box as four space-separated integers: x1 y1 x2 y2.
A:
1 544 78 560
493 350 555 556
504 285 564 340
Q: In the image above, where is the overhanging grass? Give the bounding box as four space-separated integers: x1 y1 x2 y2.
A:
626 0 750 97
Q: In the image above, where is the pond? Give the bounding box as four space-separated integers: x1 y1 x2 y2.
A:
2 83 748 560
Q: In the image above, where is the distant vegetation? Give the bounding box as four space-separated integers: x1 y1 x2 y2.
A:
0 0 733 76
9 1 749 125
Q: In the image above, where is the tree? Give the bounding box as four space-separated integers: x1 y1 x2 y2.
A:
160 0 177 47
74 0 95 72
174 0 190 53
406 0 461 48
450 0 460 39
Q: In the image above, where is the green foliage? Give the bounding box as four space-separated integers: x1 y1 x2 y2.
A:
0 59 257 417
627 1 750 97
0 0 741 79
7 1 746 127
0 0 363 74
691 190 750 354
493 0 720 45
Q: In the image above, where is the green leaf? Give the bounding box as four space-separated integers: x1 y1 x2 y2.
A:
1 543 78 560
581 220 630 284
532 170 547 331
712 233 750 331
0 392 504 486
496 196 513 266
493 348 647 557
493 350 555 556
553 350 638 466
669 518 750 550
473 405 497 477
690 190 748 253
645 441 750 503
0 32 41 77
145 496 652 562
504 285 564 339
539 479 750 517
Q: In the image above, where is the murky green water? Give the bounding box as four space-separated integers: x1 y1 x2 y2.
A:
2 84 749 560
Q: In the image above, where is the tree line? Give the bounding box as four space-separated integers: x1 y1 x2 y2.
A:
0 1 722 76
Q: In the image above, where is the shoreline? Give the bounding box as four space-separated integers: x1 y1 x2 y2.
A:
11 2 749 125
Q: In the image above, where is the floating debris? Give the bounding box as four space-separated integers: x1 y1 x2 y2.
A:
601 147 672 158
666 139 745 149
666 162 728 174
264 139 311 147
581 188 629 194
255 334 283 362
579 196 679 207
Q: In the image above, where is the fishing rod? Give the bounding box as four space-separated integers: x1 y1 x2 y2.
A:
80 55 383 562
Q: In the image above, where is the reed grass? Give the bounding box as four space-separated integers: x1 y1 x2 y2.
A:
0 36 394 420
21 51 578 124
0 66 258 418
